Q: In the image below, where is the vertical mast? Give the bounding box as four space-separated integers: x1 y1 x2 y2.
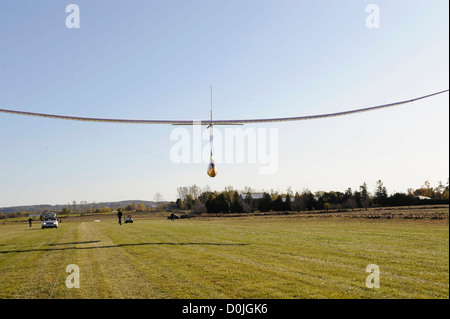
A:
210 85 213 161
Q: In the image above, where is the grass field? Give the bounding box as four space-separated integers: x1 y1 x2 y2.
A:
0 212 448 299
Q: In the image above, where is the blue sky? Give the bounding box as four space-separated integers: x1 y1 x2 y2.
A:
0 1 448 207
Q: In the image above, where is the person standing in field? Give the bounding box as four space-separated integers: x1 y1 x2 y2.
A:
28 217 33 227
117 209 123 225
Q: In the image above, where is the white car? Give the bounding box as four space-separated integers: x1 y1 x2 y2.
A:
41 212 59 229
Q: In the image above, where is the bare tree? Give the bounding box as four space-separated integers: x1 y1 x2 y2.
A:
291 193 305 212
286 186 293 196
177 186 189 201
242 186 253 194
224 186 234 193
177 184 203 202
154 192 163 206
72 200 77 215
80 201 88 215
189 185 201 200
344 198 357 211
243 203 252 214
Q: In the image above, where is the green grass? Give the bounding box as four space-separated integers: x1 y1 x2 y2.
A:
0 215 448 299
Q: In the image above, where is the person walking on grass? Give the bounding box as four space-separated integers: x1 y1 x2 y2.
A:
117 209 123 225
28 217 33 227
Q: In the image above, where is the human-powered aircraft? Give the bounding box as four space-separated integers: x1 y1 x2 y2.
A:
0 89 448 177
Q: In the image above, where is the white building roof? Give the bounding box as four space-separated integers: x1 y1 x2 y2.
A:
241 193 265 200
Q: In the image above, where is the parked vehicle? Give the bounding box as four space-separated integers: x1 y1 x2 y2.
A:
168 213 180 221
124 214 133 223
41 212 58 229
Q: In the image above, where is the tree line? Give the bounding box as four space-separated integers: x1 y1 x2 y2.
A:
175 179 449 214
0 199 164 220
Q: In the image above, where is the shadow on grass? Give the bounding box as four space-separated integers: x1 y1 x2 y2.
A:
0 242 249 254
49 241 101 246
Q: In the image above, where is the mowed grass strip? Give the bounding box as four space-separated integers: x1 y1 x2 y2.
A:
0 216 448 298
0 222 79 298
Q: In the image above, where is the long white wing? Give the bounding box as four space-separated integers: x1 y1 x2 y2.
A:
0 90 447 125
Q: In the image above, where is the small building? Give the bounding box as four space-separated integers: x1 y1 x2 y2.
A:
240 193 265 209
166 203 178 211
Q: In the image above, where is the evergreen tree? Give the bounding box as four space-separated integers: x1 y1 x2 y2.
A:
284 194 292 211
359 182 370 209
272 195 284 211
231 191 243 213
374 180 388 206
259 193 272 212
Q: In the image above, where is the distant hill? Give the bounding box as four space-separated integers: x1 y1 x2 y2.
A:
0 200 169 214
